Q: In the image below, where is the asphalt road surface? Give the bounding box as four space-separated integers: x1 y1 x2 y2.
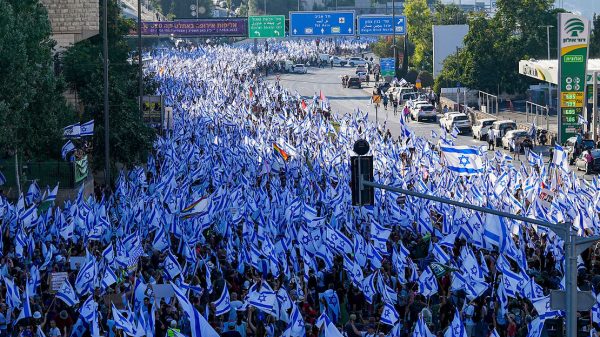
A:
270 66 595 180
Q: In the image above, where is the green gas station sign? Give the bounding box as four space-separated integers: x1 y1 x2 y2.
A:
248 15 285 38
558 13 590 143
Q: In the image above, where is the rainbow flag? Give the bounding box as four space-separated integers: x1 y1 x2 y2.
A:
273 143 290 161
180 195 210 219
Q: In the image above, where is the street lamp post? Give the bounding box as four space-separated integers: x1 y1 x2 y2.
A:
103 0 110 186
392 0 397 79
138 0 143 123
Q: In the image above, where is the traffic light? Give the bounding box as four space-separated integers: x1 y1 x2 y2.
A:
351 155 374 206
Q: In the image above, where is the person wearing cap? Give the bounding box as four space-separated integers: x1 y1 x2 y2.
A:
167 320 180 337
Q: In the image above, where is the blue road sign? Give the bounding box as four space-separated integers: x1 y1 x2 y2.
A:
380 58 395 77
289 11 355 37
358 15 406 36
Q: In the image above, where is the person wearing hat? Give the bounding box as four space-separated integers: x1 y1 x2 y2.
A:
167 320 180 337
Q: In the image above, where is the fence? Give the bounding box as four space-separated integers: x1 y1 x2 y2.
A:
0 156 88 191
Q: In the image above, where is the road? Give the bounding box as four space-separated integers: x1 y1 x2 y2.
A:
270 66 595 179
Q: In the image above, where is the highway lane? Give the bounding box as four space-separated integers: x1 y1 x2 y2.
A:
269 66 596 180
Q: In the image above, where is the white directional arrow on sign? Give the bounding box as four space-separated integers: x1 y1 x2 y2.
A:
274 30 280 36
348 27 352 33
321 28 325 34
293 29 297 34
254 31 260 36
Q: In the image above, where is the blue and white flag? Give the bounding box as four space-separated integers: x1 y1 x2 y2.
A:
112 303 136 335
45 183 59 204
413 316 435 337
440 145 484 175
283 304 305 337
0 171 5 185
444 310 468 337
15 281 32 324
418 267 438 297
316 313 344 337
80 120 94 137
56 279 79 306
25 181 41 205
171 282 220 337
63 122 81 139
4 277 21 308
61 140 76 160
164 250 182 279
212 284 231 316
526 317 544 337
74 258 96 295
102 266 118 289
380 302 399 326
319 289 340 323
152 226 170 251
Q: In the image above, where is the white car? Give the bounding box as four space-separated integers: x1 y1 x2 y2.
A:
472 118 497 140
330 56 347 66
440 112 471 133
347 57 367 67
356 71 367 82
410 102 437 122
293 64 307 74
408 100 428 113
501 130 529 150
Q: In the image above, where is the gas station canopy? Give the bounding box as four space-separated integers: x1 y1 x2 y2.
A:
519 58 600 85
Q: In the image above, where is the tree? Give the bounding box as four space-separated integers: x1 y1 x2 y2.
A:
404 0 433 71
433 2 467 25
62 0 155 172
159 0 213 18
248 0 261 15
417 70 434 88
406 68 419 83
591 14 600 58
0 0 75 161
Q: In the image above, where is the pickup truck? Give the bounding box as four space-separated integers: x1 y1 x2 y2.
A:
439 112 471 134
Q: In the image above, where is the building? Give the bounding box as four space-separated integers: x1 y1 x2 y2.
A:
40 0 100 51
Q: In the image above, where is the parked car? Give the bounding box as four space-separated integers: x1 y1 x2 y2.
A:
472 118 497 140
440 112 471 133
330 56 347 67
347 77 362 89
398 92 418 104
356 71 367 82
410 103 437 122
490 120 517 147
293 64 308 74
564 136 596 163
355 65 367 74
347 57 368 67
575 149 600 173
501 130 529 151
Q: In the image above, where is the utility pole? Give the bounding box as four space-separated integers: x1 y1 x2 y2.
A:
539 25 553 60
392 0 397 79
138 0 144 120
103 0 110 186
594 71 598 143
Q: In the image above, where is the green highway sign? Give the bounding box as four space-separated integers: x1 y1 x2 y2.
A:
248 15 285 38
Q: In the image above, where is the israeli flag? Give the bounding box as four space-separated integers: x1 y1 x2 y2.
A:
164 250 182 279
171 282 220 337
440 145 484 175
4 277 22 308
380 302 399 326
61 140 76 160
45 183 59 203
444 310 468 337
0 171 5 185
80 120 94 136
15 282 32 324
152 226 170 251
63 122 81 139
112 303 136 335
283 304 305 337
212 284 231 316
74 258 96 295
57 279 79 306
102 266 118 289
